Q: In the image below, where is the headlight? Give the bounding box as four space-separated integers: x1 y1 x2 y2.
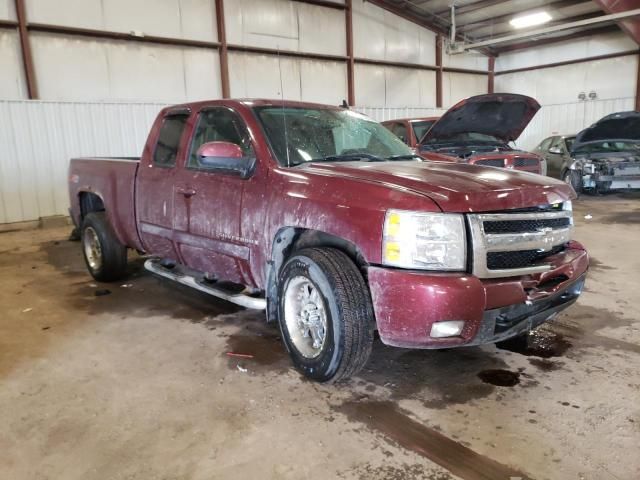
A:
383 210 466 270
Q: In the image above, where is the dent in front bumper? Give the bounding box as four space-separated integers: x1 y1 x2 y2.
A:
367 243 588 349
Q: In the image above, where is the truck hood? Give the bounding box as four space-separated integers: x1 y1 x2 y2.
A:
422 93 540 143
300 161 573 212
573 111 640 151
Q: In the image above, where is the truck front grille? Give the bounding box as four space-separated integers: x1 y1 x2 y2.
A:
487 245 566 270
467 207 573 278
483 217 571 234
475 159 504 167
513 158 539 168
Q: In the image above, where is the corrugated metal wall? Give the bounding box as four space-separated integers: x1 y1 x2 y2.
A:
516 97 637 151
0 100 165 224
1 97 634 225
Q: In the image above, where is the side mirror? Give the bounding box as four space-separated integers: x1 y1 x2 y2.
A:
548 146 562 154
197 141 256 178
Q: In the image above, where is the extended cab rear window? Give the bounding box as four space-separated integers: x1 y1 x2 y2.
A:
153 114 189 167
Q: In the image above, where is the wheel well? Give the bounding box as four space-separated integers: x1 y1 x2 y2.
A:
265 228 369 323
79 192 105 220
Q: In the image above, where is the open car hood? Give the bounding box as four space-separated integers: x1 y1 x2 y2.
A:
572 111 640 151
421 93 541 143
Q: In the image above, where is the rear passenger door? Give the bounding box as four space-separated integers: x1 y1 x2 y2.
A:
173 107 258 285
137 110 190 260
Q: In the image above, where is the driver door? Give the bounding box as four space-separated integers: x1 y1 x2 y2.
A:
173 107 257 284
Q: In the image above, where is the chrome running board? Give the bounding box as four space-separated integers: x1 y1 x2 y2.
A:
144 258 266 310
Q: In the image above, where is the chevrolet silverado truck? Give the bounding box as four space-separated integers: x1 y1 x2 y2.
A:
412 94 545 175
68 99 588 383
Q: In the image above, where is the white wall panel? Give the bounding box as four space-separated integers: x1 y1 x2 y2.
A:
355 64 436 108
30 33 221 102
353 0 436 65
299 60 347 105
226 0 345 56
0 0 16 20
0 30 27 99
496 31 636 72
443 50 488 71
355 106 446 122
442 72 486 108
495 55 638 105
0 100 165 224
228 52 301 100
354 63 386 106
228 52 346 104
26 0 217 42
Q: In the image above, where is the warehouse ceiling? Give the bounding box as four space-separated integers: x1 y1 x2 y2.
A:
367 0 640 54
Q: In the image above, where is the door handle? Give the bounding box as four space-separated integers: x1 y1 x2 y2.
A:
177 187 197 198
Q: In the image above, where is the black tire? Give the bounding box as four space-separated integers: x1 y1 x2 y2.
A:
81 212 128 282
562 169 582 195
277 248 374 383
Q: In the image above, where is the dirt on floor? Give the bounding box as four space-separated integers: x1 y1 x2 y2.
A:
1 193 639 480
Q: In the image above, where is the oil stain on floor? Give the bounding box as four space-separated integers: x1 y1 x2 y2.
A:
336 400 532 480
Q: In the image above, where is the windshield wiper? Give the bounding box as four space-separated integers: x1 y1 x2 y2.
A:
387 154 421 160
309 153 385 163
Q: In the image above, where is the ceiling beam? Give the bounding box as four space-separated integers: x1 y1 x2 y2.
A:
461 12 604 35
366 0 496 55
452 9 640 51
593 0 640 44
434 0 506 17
493 24 620 53
365 0 448 36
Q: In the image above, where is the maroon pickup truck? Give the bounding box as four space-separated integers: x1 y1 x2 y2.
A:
69 99 588 382
384 94 545 175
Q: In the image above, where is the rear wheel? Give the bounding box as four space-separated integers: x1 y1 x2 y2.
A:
277 248 374 383
81 212 128 282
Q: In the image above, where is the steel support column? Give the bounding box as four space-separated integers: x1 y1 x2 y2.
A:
14 0 37 99
488 56 495 94
435 35 443 108
215 0 230 99
346 0 355 106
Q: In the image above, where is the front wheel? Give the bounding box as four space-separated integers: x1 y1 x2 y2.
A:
81 212 128 282
277 248 374 383
562 169 582 195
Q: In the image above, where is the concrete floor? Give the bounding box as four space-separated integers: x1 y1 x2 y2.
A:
1 194 639 480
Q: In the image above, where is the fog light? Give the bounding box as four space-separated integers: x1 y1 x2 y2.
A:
430 321 465 338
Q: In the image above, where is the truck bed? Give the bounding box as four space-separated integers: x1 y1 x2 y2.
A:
68 157 143 251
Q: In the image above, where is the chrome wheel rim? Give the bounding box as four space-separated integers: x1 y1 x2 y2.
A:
83 226 102 271
283 276 328 359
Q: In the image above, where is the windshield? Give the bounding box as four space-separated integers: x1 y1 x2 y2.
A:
573 140 640 155
254 106 414 166
412 120 436 144
426 132 503 145
564 137 575 152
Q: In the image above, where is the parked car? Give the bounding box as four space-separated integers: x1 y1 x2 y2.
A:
533 134 576 179
562 112 640 193
381 117 439 150
68 99 588 383
416 93 545 174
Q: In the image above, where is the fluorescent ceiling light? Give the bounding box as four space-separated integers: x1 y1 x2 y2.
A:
510 11 552 29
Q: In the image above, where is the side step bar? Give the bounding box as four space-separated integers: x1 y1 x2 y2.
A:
144 258 266 310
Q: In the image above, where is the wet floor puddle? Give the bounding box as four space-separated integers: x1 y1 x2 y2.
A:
477 369 520 387
496 329 571 358
337 400 532 480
